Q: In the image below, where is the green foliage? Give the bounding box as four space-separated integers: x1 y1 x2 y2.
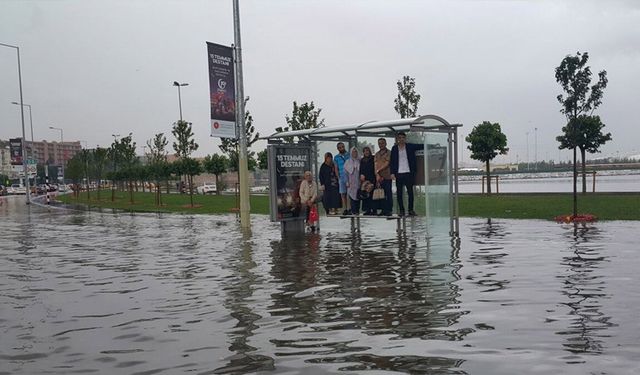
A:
147 133 168 165
555 51 610 198
557 115 612 152
394 75 421 118
466 121 509 163
219 99 258 155
203 154 228 195
227 150 257 172
203 154 228 176
257 149 268 170
276 101 325 143
466 121 508 194
172 120 199 158
555 52 608 120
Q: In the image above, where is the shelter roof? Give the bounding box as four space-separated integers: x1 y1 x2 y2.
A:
263 115 461 141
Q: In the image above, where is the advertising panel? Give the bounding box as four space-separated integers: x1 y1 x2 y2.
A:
268 144 312 222
9 138 23 165
206 42 237 139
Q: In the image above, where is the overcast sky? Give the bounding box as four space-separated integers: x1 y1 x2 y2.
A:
1 0 639 165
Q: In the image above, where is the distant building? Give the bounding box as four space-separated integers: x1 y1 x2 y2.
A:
27 140 82 166
0 138 82 167
0 141 10 176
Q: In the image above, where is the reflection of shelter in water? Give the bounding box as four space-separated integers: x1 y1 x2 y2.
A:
267 232 467 372
265 115 462 236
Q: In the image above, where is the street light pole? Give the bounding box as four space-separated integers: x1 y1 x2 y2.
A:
49 126 64 186
173 81 188 121
526 131 530 172
233 0 251 229
2 42 30 204
534 127 538 172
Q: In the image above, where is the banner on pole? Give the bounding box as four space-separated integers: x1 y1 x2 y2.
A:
9 138 23 165
267 144 313 222
206 42 237 139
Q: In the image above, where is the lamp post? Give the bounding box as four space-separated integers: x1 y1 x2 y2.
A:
534 127 538 172
526 131 530 172
49 126 64 186
1 42 30 204
173 81 188 121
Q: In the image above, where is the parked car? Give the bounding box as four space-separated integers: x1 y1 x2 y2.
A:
10 184 26 195
196 183 217 195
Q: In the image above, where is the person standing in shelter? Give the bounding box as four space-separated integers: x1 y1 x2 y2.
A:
319 152 341 215
359 146 376 215
344 147 362 215
334 142 350 215
374 138 393 216
390 131 424 216
299 170 318 232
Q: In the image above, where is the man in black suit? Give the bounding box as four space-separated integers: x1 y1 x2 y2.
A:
390 132 424 216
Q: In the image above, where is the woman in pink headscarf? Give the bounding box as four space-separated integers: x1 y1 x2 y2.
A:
343 147 362 215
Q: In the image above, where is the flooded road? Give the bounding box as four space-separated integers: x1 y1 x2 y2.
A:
1 196 639 374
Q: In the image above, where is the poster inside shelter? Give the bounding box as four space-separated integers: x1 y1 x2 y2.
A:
272 146 311 221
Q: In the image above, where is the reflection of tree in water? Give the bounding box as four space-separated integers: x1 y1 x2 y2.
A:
214 231 274 373
467 219 511 292
268 230 468 373
557 224 616 356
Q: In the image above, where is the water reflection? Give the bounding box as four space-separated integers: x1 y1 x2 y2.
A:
557 223 616 357
267 227 468 373
2 201 639 374
216 230 274 373
467 219 511 293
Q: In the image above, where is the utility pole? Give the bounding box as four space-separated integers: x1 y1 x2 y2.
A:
233 0 251 229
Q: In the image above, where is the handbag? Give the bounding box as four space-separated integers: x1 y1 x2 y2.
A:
372 184 385 200
308 205 319 225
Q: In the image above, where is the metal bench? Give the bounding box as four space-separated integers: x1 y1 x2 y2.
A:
330 214 407 234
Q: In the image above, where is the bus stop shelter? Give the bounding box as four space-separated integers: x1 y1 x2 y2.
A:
264 115 462 237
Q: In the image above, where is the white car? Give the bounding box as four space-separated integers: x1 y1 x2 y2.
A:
196 183 217 194
10 184 26 195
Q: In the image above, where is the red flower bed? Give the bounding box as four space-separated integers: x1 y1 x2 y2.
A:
554 214 597 223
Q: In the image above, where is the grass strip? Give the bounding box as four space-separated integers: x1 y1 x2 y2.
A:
57 191 640 220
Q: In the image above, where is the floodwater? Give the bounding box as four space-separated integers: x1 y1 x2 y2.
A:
1 196 639 374
459 170 640 193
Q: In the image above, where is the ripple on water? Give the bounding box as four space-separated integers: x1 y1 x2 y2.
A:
1 203 640 374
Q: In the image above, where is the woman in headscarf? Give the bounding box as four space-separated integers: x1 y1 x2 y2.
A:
359 146 376 215
344 147 362 215
319 152 341 215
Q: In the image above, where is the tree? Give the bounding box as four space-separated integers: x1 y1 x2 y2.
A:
394 75 421 118
555 51 609 215
118 134 138 204
257 149 268 171
203 154 228 195
79 149 92 200
275 101 325 143
175 157 202 206
147 133 169 206
219 99 259 155
92 147 108 201
227 150 257 172
466 121 508 194
172 120 199 206
64 155 84 199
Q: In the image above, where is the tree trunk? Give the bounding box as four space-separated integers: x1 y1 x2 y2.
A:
485 160 491 194
189 175 194 207
97 181 101 201
129 180 134 204
215 174 220 195
580 147 587 194
572 147 577 217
